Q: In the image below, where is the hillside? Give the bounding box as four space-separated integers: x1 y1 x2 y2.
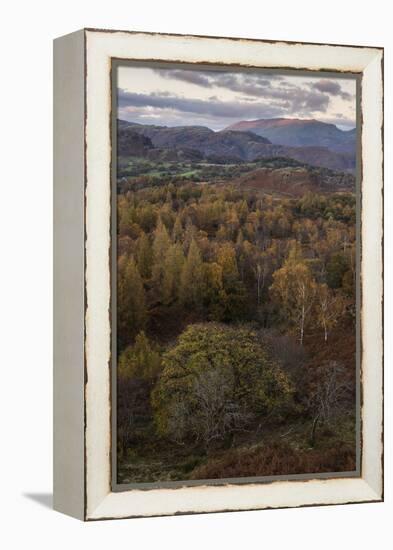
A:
118 120 355 172
117 128 154 156
236 165 354 197
224 118 356 155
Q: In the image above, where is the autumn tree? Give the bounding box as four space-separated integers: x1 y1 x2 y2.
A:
136 202 157 233
151 217 171 290
201 262 224 319
238 199 249 223
316 283 346 342
117 332 162 454
172 215 183 243
182 218 197 252
216 243 248 321
326 252 348 288
251 250 270 306
227 209 240 240
162 243 185 305
135 231 153 279
117 255 147 349
118 196 139 238
119 331 162 381
217 242 238 282
180 238 204 308
270 247 317 345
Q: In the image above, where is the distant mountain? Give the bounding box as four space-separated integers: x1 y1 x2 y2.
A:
118 120 355 172
224 118 356 155
119 121 272 161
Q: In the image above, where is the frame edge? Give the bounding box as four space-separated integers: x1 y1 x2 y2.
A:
53 29 86 521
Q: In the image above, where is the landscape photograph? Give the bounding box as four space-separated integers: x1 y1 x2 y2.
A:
115 63 358 485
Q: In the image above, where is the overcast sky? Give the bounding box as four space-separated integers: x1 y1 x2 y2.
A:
117 65 356 131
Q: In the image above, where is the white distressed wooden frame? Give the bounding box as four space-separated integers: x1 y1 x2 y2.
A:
53 29 383 521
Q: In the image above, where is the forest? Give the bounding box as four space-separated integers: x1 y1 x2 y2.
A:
116 164 357 484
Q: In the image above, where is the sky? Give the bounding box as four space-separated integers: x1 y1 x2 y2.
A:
117 64 357 131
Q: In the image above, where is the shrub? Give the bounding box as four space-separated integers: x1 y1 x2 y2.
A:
190 441 356 479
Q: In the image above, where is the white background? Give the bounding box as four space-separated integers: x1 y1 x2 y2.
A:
0 1 391 548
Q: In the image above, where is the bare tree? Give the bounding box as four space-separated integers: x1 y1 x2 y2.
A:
117 378 150 455
170 369 253 451
306 361 350 446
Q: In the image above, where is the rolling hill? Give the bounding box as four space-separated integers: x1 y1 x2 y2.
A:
235 164 355 197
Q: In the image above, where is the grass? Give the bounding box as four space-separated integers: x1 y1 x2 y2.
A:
117 415 356 484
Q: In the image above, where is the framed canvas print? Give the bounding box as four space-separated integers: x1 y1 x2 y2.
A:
53 29 383 520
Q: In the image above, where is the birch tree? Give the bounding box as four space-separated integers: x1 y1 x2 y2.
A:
316 283 346 342
270 248 317 345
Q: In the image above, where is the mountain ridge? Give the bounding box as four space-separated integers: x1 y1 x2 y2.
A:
118 119 355 172
224 117 356 155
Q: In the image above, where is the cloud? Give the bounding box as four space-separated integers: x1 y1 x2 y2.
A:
118 89 286 121
311 80 352 100
159 69 213 88
117 107 233 129
156 69 284 95
118 83 330 125
118 69 356 130
318 115 356 130
151 70 331 115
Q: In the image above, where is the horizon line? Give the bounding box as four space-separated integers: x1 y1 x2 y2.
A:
118 116 356 133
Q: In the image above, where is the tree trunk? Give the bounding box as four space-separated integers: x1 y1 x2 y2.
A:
256 269 261 306
300 305 305 345
310 414 320 446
